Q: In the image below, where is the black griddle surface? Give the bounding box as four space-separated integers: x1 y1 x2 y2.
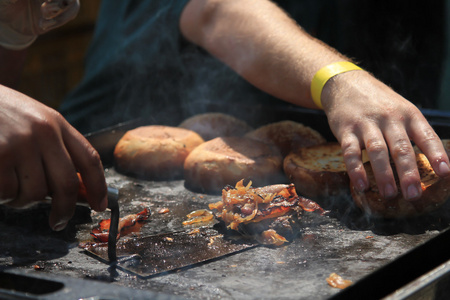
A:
1 167 450 299
85 226 257 278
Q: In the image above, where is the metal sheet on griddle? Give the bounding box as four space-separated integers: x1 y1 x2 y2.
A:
84 227 257 278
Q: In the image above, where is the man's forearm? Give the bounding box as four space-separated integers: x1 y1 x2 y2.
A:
180 0 348 109
0 46 27 88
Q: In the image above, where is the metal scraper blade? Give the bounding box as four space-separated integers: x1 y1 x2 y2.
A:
84 226 257 278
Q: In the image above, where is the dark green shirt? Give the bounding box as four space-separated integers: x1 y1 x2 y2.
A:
60 0 191 133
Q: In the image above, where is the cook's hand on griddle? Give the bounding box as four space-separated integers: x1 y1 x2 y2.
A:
0 85 108 230
321 70 450 200
180 0 450 201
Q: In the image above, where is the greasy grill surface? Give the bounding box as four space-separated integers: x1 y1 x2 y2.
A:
1 167 450 299
1 106 450 299
85 226 257 277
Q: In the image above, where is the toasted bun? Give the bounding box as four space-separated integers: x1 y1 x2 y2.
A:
184 136 285 193
179 113 253 141
245 120 326 156
114 125 204 180
351 152 450 218
283 142 349 198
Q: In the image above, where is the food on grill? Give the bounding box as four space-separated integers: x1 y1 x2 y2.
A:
179 112 253 141
158 207 170 214
351 153 450 218
245 120 326 156
182 209 214 225
183 136 286 193
283 142 349 199
326 273 353 289
114 125 204 179
208 179 324 246
90 207 151 242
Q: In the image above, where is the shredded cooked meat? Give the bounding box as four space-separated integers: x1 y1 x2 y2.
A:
209 179 324 245
90 208 151 242
182 209 214 225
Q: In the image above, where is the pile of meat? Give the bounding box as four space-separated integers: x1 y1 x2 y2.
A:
209 179 324 246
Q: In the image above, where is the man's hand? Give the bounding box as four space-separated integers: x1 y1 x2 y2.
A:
322 70 450 200
0 85 107 231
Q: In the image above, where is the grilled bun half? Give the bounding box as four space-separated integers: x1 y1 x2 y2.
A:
184 136 285 194
114 125 204 180
283 142 349 199
245 120 326 157
179 112 253 141
351 143 450 218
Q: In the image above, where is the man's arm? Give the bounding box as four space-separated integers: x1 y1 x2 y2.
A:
180 0 450 201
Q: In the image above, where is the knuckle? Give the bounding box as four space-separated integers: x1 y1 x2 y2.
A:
346 163 365 178
365 139 386 155
341 145 359 159
390 138 413 160
340 139 354 152
422 126 438 138
420 128 439 144
380 168 394 179
400 169 419 181
341 149 361 168
85 147 102 167
31 111 65 139
340 140 359 157
77 146 103 174
35 119 59 139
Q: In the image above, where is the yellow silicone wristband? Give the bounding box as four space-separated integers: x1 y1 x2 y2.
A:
311 61 363 109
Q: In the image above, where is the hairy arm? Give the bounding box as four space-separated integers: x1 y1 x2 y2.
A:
180 0 345 108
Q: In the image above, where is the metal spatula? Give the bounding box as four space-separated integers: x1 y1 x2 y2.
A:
84 226 257 278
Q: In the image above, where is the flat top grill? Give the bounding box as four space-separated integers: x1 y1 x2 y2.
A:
1 166 450 299
1 106 450 299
